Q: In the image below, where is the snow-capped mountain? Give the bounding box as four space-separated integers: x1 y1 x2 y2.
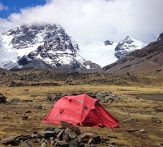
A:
104 35 163 75
0 24 146 70
0 24 100 71
79 37 145 67
114 36 146 59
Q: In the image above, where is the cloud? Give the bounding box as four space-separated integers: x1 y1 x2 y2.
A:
0 0 163 42
0 0 163 66
0 3 8 11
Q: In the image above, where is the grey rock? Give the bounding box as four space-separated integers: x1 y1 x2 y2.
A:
69 141 78 147
56 129 64 140
53 140 69 147
69 132 77 139
20 140 32 147
38 131 55 138
0 135 31 146
0 135 22 145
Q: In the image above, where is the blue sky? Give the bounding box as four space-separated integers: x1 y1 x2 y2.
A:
0 0 46 18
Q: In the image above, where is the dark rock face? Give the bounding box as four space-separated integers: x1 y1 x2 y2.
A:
104 40 114 46
20 59 53 70
8 24 78 53
158 33 163 41
0 93 6 103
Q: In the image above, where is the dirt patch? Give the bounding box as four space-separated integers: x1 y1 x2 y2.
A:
130 93 163 101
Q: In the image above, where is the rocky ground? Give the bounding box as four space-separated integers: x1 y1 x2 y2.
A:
0 85 163 147
0 69 163 87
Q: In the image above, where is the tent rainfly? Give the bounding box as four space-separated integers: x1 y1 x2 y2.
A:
43 94 119 128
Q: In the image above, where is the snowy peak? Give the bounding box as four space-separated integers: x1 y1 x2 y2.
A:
114 36 146 59
4 24 79 53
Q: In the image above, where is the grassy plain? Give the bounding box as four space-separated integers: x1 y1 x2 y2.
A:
0 84 163 146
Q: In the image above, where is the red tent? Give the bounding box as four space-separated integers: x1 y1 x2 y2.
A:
43 94 119 128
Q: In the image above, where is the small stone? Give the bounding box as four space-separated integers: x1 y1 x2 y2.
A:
151 117 162 124
40 139 48 147
33 105 43 109
38 131 55 138
22 116 28 120
25 110 31 113
44 127 55 131
20 140 32 147
69 141 78 147
69 132 77 139
0 136 21 145
56 129 64 140
55 140 68 147
139 129 146 133
126 128 139 132
160 142 163 146
0 93 7 104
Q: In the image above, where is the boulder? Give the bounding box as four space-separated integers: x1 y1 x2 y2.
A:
0 135 31 146
0 135 22 145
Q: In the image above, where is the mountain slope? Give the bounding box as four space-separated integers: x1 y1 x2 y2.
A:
0 24 100 71
104 36 163 75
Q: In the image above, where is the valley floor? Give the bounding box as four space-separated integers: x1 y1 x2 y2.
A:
0 85 163 146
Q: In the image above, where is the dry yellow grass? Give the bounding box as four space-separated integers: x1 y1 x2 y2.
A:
0 84 163 146
0 84 163 99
